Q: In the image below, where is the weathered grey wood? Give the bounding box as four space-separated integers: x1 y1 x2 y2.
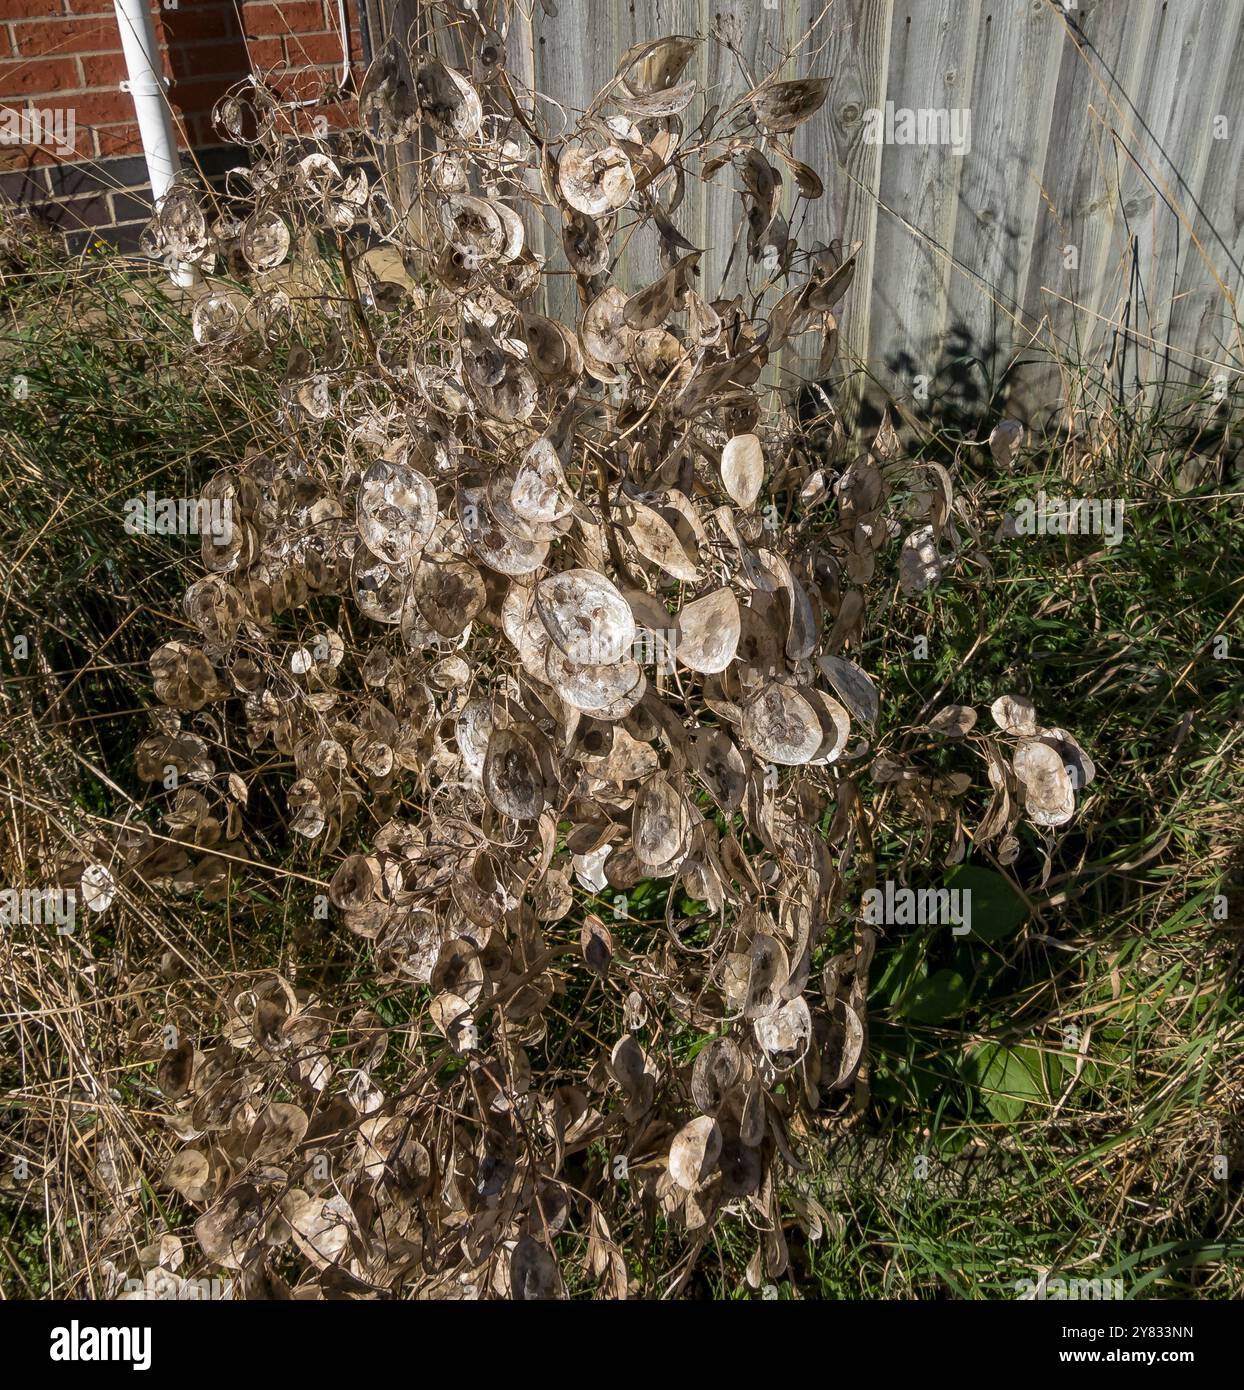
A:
1009 2 1141 408
792 0 892 393
384 0 1244 414
867 1 981 400
943 2 1063 399
1150 0 1244 391
1105 0 1226 394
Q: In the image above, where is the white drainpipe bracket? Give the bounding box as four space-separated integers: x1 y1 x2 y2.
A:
112 0 198 288
119 76 172 94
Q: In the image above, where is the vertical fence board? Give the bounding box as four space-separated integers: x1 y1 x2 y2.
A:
793 0 892 393
1162 0 1244 385
867 1 981 398
1013 1 1157 409
941 1 1063 404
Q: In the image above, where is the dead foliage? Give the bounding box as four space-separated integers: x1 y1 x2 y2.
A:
16 17 1100 1299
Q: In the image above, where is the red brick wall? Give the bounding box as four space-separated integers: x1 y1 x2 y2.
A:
0 0 368 248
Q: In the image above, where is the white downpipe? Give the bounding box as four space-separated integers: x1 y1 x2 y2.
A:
112 0 197 286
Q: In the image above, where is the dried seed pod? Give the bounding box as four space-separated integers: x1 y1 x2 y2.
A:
194 1184 264 1270
669 1115 722 1189
620 497 699 581
357 459 438 563
988 419 1025 468
1038 727 1097 789
80 863 117 913
580 916 613 977
991 693 1039 736
240 209 290 271
246 1102 309 1162
1013 739 1076 827
899 525 943 594
690 728 747 812
558 142 635 217
691 1037 743 1116
191 291 243 346
483 726 546 820
581 287 633 365
719 1138 763 1197
547 645 645 714
157 1042 194 1099
414 56 483 141
154 184 208 261
162 1150 215 1205
460 485 550 575
440 194 507 269
413 557 486 637
741 683 823 765
928 704 978 739
510 1235 563 1300
282 1189 360 1269
721 433 764 508
633 772 690 871
563 208 613 276
619 35 698 95
753 995 813 1061
329 854 378 910
750 78 831 133
511 438 573 523
675 587 740 673
745 932 790 1019
536 569 636 666
808 689 851 763
818 655 879 726
351 547 408 624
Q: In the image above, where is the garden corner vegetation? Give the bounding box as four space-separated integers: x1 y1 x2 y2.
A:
0 12 1241 1311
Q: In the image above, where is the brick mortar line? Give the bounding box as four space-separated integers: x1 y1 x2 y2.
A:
4 33 342 53
1 40 346 61
0 62 349 101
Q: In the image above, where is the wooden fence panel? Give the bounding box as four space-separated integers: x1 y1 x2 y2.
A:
380 0 1244 413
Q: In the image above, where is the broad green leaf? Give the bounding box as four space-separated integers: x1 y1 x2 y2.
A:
873 932 927 1011
964 1042 1046 1122
945 864 1027 941
901 968 968 1024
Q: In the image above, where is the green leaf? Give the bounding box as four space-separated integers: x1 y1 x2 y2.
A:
873 932 927 1012
900 969 968 1024
945 865 1027 941
963 1042 1046 1122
